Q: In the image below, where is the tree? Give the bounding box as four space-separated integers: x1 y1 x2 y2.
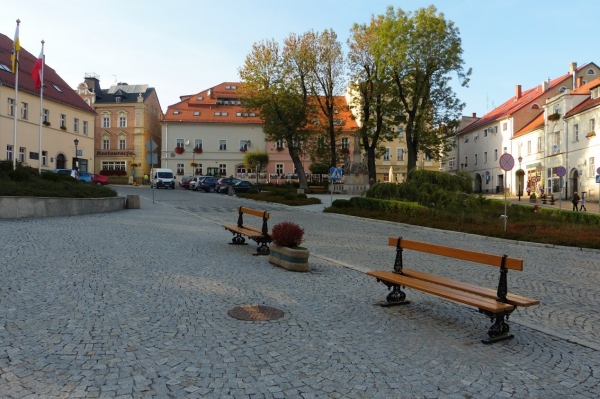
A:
238 39 312 188
347 16 398 182
375 6 470 173
243 151 269 183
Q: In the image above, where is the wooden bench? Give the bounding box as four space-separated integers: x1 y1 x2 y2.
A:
367 237 540 344
222 206 271 255
541 194 555 205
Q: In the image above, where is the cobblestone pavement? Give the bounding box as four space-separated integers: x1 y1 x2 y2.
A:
1 186 599 398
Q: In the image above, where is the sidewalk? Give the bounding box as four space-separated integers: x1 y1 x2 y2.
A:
485 193 600 214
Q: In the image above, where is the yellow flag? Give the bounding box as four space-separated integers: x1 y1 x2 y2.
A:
11 23 20 74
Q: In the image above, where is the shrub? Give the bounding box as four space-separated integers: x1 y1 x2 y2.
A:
271 221 305 247
296 193 307 199
332 199 352 208
284 192 297 200
99 169 127 176
247 188 259 194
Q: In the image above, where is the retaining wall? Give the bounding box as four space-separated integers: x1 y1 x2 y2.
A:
0 196 127 219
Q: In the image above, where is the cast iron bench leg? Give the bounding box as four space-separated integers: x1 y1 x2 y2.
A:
230 233 247 245
378 281 410 307
480 309 515 344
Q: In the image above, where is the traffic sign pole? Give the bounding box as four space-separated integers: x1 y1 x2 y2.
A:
499 153 515 232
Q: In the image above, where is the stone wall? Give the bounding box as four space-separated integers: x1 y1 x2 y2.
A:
0 196 127 219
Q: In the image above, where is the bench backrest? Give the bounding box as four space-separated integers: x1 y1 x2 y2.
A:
237 206 270 236
388 237 523 271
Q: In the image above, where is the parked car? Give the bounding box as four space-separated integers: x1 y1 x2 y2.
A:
190 176 210 191
77 171 93 183
179 176 193 189
218 180 261 194
91 173 109 185
197 177 219 193
215 177 241 193
54 169 78 179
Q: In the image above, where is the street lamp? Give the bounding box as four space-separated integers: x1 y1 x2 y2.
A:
517 156 523 201
73 139 79 171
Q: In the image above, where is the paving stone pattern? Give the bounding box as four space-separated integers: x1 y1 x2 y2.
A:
1 187 599 398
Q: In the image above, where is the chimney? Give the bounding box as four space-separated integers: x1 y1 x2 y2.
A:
515 85 522 100
577 76 583 88
569 62 578 73
542 80 549 92
472 112 476 118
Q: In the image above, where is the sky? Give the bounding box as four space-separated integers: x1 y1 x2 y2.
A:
4 0 599 118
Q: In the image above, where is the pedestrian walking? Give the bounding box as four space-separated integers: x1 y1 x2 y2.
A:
572 192 580 211
580 197 587 211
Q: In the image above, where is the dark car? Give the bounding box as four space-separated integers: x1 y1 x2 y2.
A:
215 177 241 193
190 176 210 191
218 180 261 194
179 176 193 189
197 177 219 193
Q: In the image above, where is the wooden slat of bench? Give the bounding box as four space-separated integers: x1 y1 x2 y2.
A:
402 269 540 307
222 224 267 239
238 206 269 219
388 237 523 271
367 270 515 313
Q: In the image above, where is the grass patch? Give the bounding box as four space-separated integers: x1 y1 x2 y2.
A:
237 190 321 206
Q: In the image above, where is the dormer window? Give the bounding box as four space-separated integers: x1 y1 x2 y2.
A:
115 97 121 103
173 111 180 115
197 96 203 100
559 86 567 93
587 69 596 75
193 111 200 116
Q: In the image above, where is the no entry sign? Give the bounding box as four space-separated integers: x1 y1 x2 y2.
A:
499 153 515 171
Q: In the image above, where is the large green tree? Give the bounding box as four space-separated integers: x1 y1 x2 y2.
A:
375 5 470 173
347 15 397 182
238 39 312 188
243 151 269 183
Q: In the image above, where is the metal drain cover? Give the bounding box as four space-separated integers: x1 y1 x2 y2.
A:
228 305 284 321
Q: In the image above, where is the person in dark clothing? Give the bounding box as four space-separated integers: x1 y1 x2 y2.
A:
572 192 580 211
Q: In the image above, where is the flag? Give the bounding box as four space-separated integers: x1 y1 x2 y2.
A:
31 48 43 89
11 23 20 73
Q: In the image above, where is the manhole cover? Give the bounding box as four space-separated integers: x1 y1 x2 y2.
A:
227 305 284 321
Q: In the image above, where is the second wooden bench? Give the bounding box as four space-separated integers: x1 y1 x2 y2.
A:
367 237 540 344
222 206 271 255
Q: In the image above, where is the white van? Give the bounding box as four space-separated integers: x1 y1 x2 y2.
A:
151 168 176 189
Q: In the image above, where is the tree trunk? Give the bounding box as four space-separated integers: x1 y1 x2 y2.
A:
286 138 308 189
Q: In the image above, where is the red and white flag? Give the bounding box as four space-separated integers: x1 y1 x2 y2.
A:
31 47 44 90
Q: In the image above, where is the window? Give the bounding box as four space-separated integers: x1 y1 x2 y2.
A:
173 110 180 115
42 151 47 166
197 96 203 100
494 149 498 161
483 129 488 137
333 119 343 126
102 115 110 128
574 124 579 141
383 148 390 161
553 104 560 114
424 154 431 162
587 69 596 75
219 164 227 176
115 97 121 103
317 137 325 149
397 126 404 138
119 116 127 128
83 121 88 135
21 103 28 120
474 154 478 165
74 118 79 132
194 139 202 149
60 114 66 128
503 123 507 131
19 147 25 163
53 84 62 92
397 148 404 161
527 141 531 155
552 131 561 152
276 140 284 149
240 139 250 151
276 164 283 175
43 109 49 123
6 145 13 160
589 157 596 177
102 161 126 170
464 135 469 143
537 137 542 152
236 112 242 117
214 112 221 116
176 139 184 148
177 163 184 175
448 157 456 168
195 164 203 175
503 147 507 154
102 139 109 150
29 152 39 160
341 137 349 150
193 111 200 116
119 139 126 150
464 156 468 167
219 140 227 151
591 118 596 132
484 152 488 164
7 98 15 116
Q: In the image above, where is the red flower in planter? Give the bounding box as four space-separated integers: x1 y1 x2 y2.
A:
193 147 203 154
174 147 185 154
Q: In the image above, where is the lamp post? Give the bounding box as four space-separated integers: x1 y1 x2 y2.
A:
73 139 79 171
517 156 523 201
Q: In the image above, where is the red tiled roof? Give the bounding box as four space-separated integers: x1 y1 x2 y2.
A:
0 33 95 115
571 76 600 94
456 63 596 135
514 112 544 137
565 96 600 118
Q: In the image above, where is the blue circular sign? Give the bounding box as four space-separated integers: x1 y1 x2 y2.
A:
556 166 566 177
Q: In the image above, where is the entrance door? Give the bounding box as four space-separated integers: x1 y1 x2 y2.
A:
497 174 504 193
56 154 66 169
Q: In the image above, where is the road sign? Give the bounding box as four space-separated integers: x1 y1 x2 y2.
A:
531 177 538 183
597 167 600 175
145 139 158 152
596 175 600 183
330 167 343 181
556 166 566 177
499 153 514 171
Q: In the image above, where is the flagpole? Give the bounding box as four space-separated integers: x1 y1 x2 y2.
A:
13 19 20 170
38 40 45 174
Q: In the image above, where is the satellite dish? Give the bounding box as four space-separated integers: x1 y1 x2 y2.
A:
185 139 190 146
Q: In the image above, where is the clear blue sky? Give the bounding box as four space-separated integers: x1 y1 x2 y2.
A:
4 0 598 117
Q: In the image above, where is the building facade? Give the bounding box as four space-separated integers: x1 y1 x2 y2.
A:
77 75 163 182
0 34 95 171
